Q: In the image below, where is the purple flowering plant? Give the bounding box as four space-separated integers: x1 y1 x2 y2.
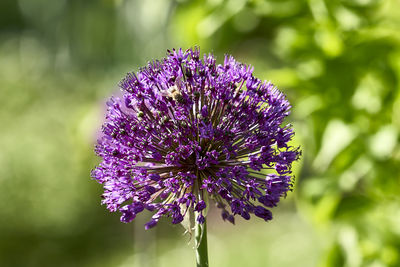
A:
92 47 300 266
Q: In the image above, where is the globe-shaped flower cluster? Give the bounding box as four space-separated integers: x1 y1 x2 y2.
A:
92 48 301 229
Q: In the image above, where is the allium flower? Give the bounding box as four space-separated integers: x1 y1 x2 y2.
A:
92 48 301 230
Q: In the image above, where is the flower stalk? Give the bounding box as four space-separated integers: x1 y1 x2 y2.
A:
195 217 209 267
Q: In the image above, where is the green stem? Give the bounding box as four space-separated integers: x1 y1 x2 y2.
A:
195 218 209 267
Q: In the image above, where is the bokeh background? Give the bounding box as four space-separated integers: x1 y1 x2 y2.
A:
1 0 399 266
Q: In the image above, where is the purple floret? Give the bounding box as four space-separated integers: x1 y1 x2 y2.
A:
92 47 301 228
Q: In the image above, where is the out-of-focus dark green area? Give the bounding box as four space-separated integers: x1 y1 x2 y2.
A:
1 0 399 266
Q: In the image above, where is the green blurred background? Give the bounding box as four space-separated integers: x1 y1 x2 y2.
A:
1 0 399 266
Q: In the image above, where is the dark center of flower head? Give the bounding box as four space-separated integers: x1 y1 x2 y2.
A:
92 47 301 229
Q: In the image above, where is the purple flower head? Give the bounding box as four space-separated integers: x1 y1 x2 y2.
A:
92 47 301 229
